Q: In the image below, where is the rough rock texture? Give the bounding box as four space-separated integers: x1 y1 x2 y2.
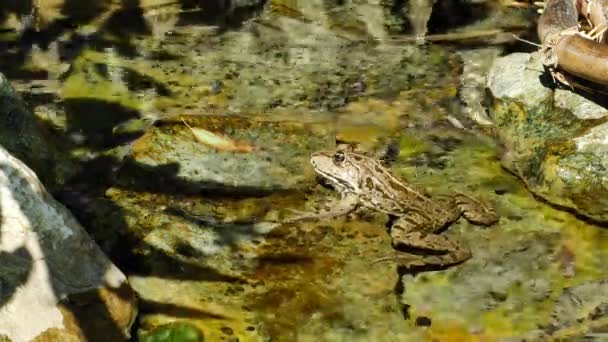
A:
487 52 608 222
0 145 136 342
549 279 608 338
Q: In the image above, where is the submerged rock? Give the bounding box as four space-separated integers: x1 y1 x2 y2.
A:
549 278 608 339
94 117 608 340
0 145 136 341
390 126 608 340
12 1 608 340
487 52 608 222
116 114 335 194
97 186 406 340
458 48 501 126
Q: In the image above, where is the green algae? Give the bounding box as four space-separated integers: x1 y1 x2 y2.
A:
117 187 404 341
5 2 607 341
138 322 204 342
398 131 432 157
390 127 608 339
61 50 163 111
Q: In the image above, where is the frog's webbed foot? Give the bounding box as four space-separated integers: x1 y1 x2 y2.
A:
387 212 472 268
283 193 359 223
453 192 498 226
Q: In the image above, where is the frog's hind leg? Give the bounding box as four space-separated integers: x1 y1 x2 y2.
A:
373 251 471 269
453 192 498 226
387 212 472 268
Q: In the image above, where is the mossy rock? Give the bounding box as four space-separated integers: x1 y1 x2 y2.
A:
488 52 608 222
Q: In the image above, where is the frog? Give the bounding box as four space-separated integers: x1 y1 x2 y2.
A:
288 148 499 268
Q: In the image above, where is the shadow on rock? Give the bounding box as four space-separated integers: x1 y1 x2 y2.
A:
63 98 143 150
427 0 495 35
0 0 268 79
127 243 248 284
115 156 292 198
0 161 134 341
0 1 33 25
175 0 267 31
91 63 172 96
0 0 149 78
58 153 269 274
0 246 32 308
164 206 270 252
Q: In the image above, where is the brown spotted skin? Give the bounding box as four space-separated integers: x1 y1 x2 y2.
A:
299 148 499 269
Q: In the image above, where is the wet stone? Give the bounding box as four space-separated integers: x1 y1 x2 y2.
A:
391 127 608 340
118 186 408 340
118 114 335 193
6 1 608 341
487 52 608 222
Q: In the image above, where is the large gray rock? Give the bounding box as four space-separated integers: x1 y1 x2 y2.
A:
487 52 608 222
0 145 136 342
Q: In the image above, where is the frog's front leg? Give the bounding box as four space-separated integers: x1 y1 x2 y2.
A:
388 212 472 268
284 192 359 223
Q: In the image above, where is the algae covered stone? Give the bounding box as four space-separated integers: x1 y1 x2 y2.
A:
487 52 608 222
390 126 608 340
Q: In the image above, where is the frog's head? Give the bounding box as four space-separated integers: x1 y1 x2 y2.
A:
310 149 365 193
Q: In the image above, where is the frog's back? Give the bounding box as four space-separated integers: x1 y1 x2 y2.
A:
354 157 434 213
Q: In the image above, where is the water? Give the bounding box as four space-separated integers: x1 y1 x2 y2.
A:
1 1 608 341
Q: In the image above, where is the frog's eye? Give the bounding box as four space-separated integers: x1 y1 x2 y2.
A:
332 150 346 165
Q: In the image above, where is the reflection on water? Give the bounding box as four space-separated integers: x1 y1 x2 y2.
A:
2 0 608 341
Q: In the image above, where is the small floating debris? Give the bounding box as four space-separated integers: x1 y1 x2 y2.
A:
181 119 255 153
446 115 465 129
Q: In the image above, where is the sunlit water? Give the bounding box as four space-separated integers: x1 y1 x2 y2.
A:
1 1 608 341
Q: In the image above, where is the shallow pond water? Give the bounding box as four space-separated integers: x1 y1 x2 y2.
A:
1 1 608 341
